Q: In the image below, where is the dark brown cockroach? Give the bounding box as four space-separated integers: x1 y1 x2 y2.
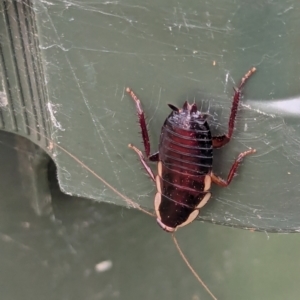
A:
126 67 256 233
32 131 218 300
28 67 256 300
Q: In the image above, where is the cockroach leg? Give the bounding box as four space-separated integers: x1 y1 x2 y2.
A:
128 143 156 182
238 67 257 90
211 148 256 187
149 152 159 162
126 87 159 167
212 67 256 149
126 87 151 158
212 135 230 149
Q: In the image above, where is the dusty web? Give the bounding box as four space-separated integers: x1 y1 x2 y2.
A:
5 0 297 232
3 2 300 300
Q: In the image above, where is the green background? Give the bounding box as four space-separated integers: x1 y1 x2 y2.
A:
1 130 300 300
1 0 300 299
34 0 300 230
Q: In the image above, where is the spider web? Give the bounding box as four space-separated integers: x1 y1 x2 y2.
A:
2 0 300 232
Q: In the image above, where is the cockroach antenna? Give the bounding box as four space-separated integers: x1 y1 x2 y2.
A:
171 233 217 300
26 126 217 299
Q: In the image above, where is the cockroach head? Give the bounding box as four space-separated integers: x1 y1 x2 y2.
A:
156 218 176 233
168 101 207 128
168 101 198 114
182 101 198 114
168 101 208 126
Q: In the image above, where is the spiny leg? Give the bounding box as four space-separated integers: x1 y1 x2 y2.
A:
126 88 159 180
211 148 256 187
128 144 156 182
213 67 256 149
126 87 151 157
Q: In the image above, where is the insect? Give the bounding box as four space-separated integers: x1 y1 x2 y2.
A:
34 67 256 300
126 67 257 233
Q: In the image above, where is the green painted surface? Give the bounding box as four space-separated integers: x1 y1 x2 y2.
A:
2 1 300 299
33 0 300 230
0 131 299 300
0 0 300 238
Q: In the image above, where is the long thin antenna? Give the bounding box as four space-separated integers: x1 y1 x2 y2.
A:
171 233 217 300
27 126 216 297
54 143 154 217
27 126 154 217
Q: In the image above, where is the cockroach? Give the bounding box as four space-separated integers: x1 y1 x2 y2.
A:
126 67 256 233
125 67 256 299
31 67 256 300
